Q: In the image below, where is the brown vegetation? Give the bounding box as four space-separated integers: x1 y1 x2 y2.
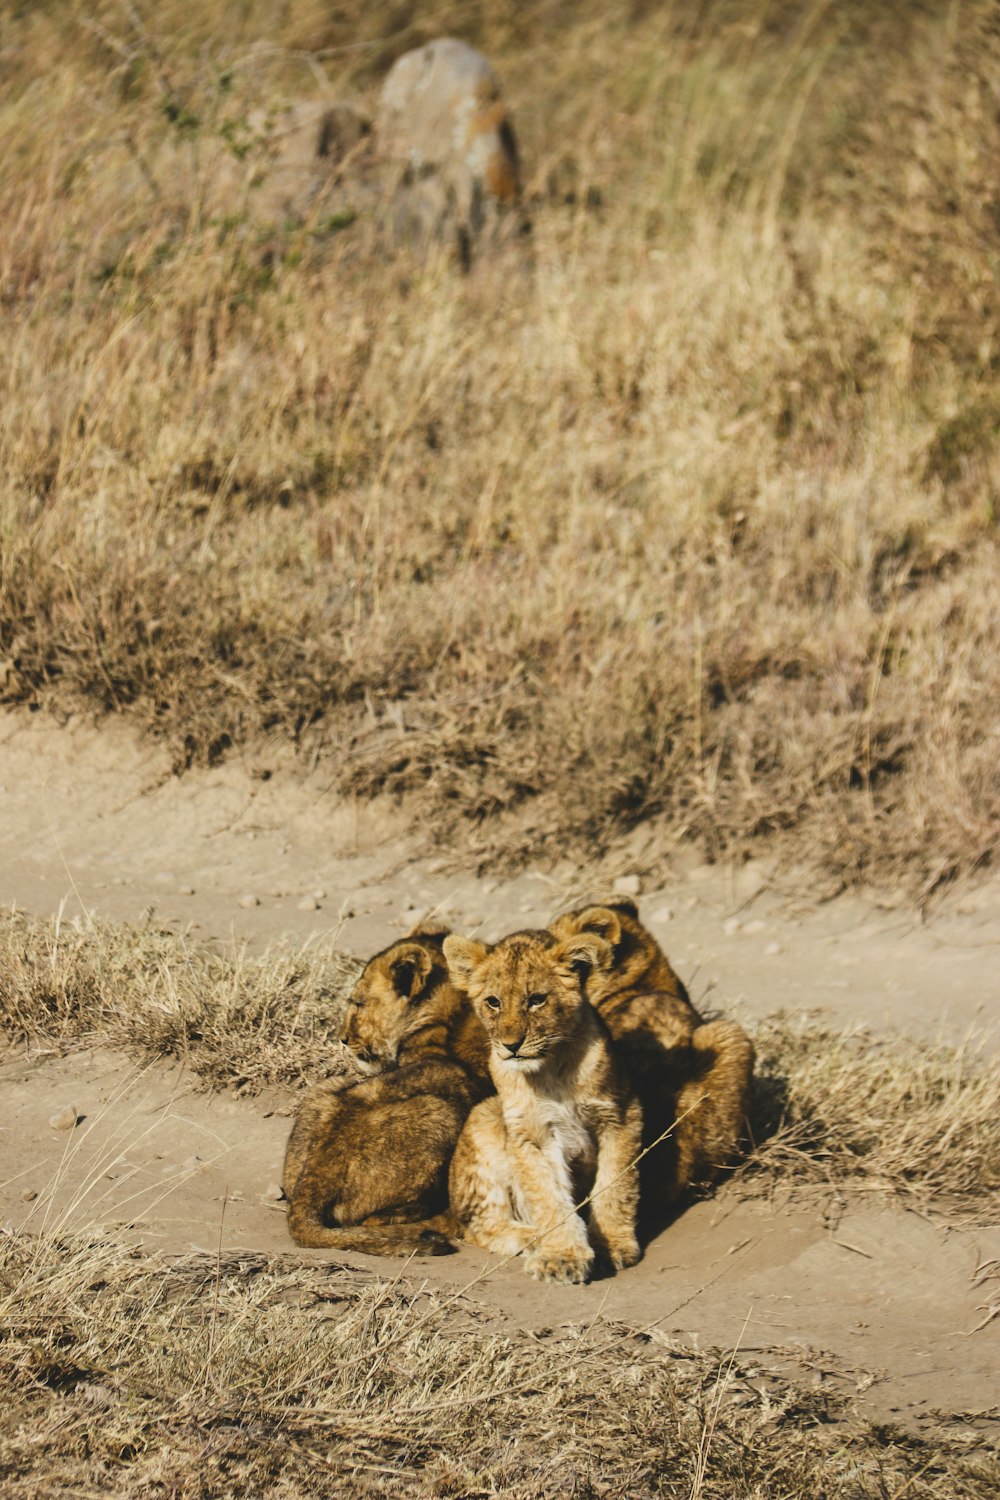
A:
1 1 999 893
0 907 360 1092
2 1231 998 1498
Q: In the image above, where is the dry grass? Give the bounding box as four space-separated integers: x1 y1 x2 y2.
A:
2 909 998 1222
740 1016 1000 1214
1 1229 998 1498
0 906 360 1092
1 1 999 893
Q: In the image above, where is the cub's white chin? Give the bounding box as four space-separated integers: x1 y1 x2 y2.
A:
498 1054 545 1071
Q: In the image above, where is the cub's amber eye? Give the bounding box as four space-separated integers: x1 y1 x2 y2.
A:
483 996 501 1011
526 993 547 1009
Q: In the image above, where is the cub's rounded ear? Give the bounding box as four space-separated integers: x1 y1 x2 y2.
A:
552 931 613 985
572 905 626 952
389 942 434 1001
442 934 490 989
607 896 639 921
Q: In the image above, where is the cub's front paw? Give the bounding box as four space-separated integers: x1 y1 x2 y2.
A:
605 1235 641 1272
526 1246 595 1285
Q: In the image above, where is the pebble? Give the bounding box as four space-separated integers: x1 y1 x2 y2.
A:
239 894 260 909
722 917 742 938
765 941 784 956
178 886 196 897
263 1183 285 1202
153 871 174 886
297 896 319 912
20 1188 37 1202
313 888 327 901
613 874 642 897
743 919 767 936
651 904 673 924
48 1105 78 1131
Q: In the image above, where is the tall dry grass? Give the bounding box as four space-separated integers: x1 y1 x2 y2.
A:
2 0 999 891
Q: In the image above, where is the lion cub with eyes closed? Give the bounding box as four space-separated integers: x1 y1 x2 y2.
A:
283 930 490 1254
443 929 643 1284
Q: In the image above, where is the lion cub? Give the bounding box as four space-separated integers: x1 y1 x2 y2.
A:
549 899 754 1210
443 929 643 1284
283 931 489 1255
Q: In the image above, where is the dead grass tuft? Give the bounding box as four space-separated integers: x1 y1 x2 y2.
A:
1 1228 997 1497
740 1016 1000 1218
0 907 360 1092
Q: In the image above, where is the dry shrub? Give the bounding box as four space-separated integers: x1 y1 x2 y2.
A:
2 1 1000 891
0 908 360 1091
742 1016 1000 1216
1 1229 998 1498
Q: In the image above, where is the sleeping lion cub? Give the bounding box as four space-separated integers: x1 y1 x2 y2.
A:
443 928 643 1284
549 898 754 1211
283 930 490 1254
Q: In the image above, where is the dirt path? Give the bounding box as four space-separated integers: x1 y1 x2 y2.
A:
2 708 999 1431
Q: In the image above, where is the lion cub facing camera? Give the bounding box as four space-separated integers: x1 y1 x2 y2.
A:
283 931 489 1255
443 929 643 1284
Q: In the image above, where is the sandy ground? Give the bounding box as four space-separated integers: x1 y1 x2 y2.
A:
1 708 998 1431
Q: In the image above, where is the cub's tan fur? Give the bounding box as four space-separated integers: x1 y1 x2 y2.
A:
443 930 643 1284
283 931 489 1255
549 899 754 1210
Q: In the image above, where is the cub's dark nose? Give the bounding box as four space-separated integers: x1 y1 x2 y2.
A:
504 1037 524 1056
